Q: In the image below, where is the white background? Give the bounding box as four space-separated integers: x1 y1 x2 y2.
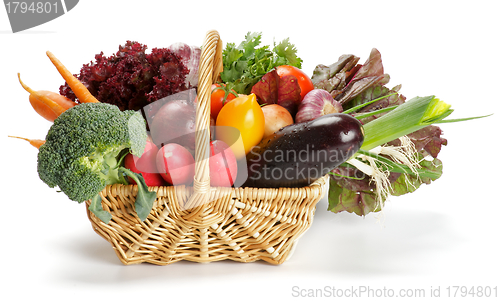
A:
1 1 499 300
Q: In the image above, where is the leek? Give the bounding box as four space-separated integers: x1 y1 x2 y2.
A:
353 105 398 120
360 95 491 151
361 95 453 151
343 93 398 114
346 95 490 211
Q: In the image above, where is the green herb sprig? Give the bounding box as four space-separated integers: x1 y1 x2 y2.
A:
220 32 302 95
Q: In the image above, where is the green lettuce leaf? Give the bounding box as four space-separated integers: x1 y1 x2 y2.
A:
312 48 389 107
311 54 359 92
328 177 381 216
328 155 443 216
389 125 448 158
392 156 443 196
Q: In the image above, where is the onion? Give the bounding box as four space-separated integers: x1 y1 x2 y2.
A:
295 89 343 123
261 104 294 138
150 98 196 153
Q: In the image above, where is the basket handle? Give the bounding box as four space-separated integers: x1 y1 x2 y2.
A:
192 30 222 197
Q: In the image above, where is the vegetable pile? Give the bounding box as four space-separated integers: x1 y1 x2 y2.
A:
11 32 490 224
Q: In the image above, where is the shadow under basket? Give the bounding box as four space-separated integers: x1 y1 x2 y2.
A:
85 176 328 265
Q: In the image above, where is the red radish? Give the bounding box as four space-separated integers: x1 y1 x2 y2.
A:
124 140 166 186
209 140 238 187
156 143 195 185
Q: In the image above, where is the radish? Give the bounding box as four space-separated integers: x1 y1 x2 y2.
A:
124 140 166 187
210 140 238 187
156 143 195 186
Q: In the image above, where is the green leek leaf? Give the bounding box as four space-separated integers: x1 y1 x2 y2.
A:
361 95 453 150
433 114 493 124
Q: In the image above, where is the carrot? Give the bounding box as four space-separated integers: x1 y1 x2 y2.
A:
18 73 68 122
8 136 45 149
46 51 100 104
29 93 59 122
30 90 76 110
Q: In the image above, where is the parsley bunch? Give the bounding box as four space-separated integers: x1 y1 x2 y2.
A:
220 32 303 95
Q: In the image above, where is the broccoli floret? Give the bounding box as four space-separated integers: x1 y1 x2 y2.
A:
37 102 148 204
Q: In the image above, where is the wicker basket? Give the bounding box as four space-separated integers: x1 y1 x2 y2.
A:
85 30 329 265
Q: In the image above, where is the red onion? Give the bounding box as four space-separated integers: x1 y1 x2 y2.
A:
149 98 196 153
295 89 343 123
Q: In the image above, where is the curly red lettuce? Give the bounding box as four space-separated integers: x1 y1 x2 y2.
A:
59 41 192 111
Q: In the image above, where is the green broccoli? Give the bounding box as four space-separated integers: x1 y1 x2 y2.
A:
37 102 150 216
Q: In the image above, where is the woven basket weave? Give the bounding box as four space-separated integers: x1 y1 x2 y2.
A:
85 30 329 265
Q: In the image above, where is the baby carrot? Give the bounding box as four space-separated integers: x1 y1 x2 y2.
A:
8 136 45 149
46 51 100 104
18 73 67 122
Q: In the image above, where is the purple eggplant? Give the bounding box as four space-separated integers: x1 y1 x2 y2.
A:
243 113 364 188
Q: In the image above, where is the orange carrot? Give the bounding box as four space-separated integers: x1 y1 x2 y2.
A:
18 73 68 122
9 136 45 149
31 90 76 110
29 93 59 122
46 51 100 104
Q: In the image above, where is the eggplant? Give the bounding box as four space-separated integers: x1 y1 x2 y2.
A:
243 113 364 188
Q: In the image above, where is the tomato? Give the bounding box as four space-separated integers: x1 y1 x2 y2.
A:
156 143 195 186
209 140 238 187
124 140 167 187
276 65 314 100
261 104 294 138
210 84 237 120
215 93 265 159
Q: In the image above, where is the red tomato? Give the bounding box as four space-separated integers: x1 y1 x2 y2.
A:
156 143 195 186
124 140 166 187
211 84 237 120
209 140 238 187
276 65 314 100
